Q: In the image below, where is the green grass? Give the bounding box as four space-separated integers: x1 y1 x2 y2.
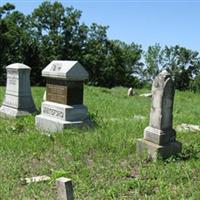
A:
0 86 200 199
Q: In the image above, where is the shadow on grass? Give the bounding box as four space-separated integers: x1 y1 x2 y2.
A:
165 144 200 163
136 144 200 165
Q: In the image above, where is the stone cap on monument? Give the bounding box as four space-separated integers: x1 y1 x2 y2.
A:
6 63 31 70
42 60 89 80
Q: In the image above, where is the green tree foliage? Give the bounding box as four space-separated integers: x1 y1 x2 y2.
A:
0 3 28 84
144 44 200 90
104 40 143 87
82 23 109 86
190 73 200 93
1 1 200 90
0 1 143 87
144 43 163 81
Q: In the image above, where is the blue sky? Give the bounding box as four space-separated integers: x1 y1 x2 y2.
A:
1 0 200 52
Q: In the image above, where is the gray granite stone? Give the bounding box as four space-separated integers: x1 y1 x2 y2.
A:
41 101 88 121
42 60 88 80
56 177 74 200
0 63 36 118
137 138 182 160
36 103 92 132
137 70 182 160
35 60 92 132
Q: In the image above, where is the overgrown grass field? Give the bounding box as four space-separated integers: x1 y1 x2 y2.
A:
0 86 200 199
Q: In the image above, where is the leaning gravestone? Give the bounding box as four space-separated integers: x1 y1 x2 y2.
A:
137 70 182 159
0 63 36 118
35 60 91 132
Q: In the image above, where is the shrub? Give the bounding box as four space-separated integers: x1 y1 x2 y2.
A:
190 73 200 93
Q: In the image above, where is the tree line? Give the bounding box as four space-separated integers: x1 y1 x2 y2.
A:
1 2 200 91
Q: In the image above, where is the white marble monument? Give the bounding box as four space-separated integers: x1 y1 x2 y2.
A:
35 60 91 132
137 70 182 159
0 63 36 118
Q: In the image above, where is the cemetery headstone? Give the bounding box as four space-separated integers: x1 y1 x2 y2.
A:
0 63 36 118
35 60 91 132
137 70 182 159
56 177 74 200
127 87 134 96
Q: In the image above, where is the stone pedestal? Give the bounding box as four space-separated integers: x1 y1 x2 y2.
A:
36 101 91 132
136 70 182 160
35 60 91 132
137 139 182 160
0 63 36 118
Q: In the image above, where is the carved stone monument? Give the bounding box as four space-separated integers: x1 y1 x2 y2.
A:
137 70 182 159
0 63 36 118
35 60 91 132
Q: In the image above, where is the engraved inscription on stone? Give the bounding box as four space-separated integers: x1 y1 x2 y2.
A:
47 84 67 104
43 106 64 119
50 63 62 71
7 69 18 75
46 79 83 105
8 76 17 85
4 96 18 107
7 69 18 86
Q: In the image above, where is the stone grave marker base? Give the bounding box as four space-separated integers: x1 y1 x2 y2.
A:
36 115 92 132
144 126 176 145
137 138 182 160
35 101 92 132
0 105 36 118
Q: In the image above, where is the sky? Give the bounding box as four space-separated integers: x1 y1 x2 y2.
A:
1 0 200 52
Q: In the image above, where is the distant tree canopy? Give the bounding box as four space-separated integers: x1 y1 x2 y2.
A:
1 2 200 91
0 2 143 87
144 44 200 90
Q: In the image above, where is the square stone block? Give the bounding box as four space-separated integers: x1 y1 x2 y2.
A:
144 126 176 145
35 115 91 132
136 138 182 160
46 79 84 105
0 105 36 118
35 101 92 132
41 101 88 121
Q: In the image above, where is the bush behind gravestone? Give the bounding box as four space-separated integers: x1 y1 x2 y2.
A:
190 74 200 93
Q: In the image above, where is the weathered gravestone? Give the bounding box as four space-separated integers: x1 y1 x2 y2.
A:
56 177 74 200
35 60 91 132
137 70 182 159
127 87 133 96
0 63 36 118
